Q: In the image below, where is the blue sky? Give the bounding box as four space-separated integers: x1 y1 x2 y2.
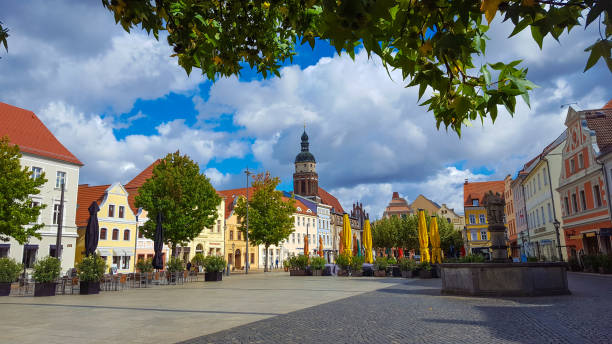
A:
1 1 610 217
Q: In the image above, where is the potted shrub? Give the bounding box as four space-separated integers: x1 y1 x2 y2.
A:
568 257 582 272
33 256 61 296
598 255 612 274
166 256 184 282
419 261 433 279
191 253 206 272
387 257 401 277
76 255 106 295
398 258 417 278
283 259 290 272
350 256 365 277
374 257 388 277
309 257 326 276
0 258 22 296
289 255 309 276
335 252 351 276
203 255 226 281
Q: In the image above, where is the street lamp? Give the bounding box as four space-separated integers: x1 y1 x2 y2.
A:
553 219 563 262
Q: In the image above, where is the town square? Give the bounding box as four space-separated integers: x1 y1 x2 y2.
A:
0 1 611 343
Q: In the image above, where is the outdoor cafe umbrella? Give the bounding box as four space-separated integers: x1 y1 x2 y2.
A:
152 212 165 270
353 233 358 256
363 219 373 264
84 201 100 256
418 209 431 263
430 215 442 264
339 231 344 254
318 236 323 257
342 214 352 256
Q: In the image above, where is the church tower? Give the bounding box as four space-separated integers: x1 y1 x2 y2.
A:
293 129 318 197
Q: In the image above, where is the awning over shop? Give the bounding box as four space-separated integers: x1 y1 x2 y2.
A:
0 244 10 249
600 228 612 237
97 248 112 256
586 233 596 238
540 240 552 245
569 235 582 240
113 248 135 256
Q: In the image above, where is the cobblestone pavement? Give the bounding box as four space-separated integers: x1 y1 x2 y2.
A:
180 273 612 344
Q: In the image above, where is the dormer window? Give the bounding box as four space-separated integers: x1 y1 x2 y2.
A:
297 207 302 211
472 199 479 206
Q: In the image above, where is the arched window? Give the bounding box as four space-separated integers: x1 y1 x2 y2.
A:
301 180 306 194
123 229 130 241
100 228 107 240
112 228 119 240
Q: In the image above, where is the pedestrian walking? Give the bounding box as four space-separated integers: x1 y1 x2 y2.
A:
275 258 279 269
186 261 192 272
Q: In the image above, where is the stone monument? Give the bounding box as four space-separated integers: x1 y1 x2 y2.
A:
482 191 509 262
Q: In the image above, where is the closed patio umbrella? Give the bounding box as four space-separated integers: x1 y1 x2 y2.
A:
304 234 309 257
430 215 442 264
339 231 344 255
342 214 352 256
152 212 164 270
318 236 323 257
352 233 358 256
418 209 430 263
85 201 100 256
363 219 373 264
398 248 404 258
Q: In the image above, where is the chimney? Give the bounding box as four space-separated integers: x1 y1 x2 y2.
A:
464 179 468 184
392 192 399 199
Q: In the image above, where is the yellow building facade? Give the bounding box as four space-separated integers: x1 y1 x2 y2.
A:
76 183 137 273
463 180 506 257
182 200 226 264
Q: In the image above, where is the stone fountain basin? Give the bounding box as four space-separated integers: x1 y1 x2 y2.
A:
440 262 570 297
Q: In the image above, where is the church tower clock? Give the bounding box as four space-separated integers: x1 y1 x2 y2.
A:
293 129 318 197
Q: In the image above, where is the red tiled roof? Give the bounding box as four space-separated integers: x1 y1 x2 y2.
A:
318 188 345 214
0 102 82 165
125 159 160 189
217 187 310 219
76 184 109 227
586 106 612 151
463 181 505 207
603 99 612 109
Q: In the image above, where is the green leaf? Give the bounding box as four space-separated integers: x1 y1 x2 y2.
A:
530 25 544 49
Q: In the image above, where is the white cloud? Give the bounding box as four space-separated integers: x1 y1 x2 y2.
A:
37 102 249 185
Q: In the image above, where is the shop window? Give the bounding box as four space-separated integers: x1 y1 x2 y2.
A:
22 245 37 268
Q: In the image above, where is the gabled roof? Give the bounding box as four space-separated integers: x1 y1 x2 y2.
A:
317 187 345 214
585 104 612 152
125 159 160 189
76 184 110 227
0 102 83 166
463 181 505 207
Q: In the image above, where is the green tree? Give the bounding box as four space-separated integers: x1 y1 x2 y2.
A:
398 215 419 252
135 151 221 255
234 172 296 272
0 136 47 244
100 0 610 135
436 216 464 258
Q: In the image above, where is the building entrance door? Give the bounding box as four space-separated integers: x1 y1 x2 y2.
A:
234 249 241 269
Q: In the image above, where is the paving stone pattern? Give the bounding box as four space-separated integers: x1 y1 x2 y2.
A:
180 273 612 344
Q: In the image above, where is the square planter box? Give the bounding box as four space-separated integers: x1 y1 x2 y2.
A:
205 271 223 282
337 269 350 277
290 269 307 276
374 270 387 277
362 267 374 277
351 270 363 277
419 270 433 279
312 269 322 276
0 282 11 296
391 266 402 277
322 266 332 276
401 270 417 278
80 281 100 295
34 282 57 297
